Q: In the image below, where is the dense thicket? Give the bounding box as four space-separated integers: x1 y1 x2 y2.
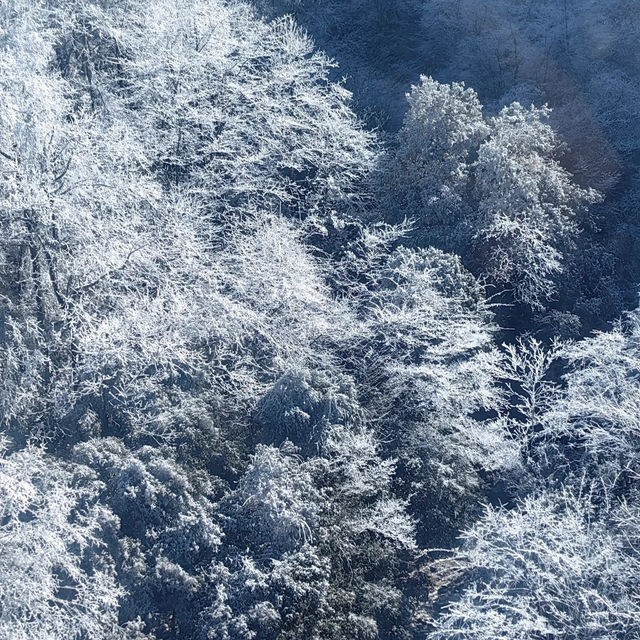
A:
1 1 639 639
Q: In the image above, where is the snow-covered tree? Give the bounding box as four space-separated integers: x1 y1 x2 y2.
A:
71 438 223 638
386 76 488 249
0 443 130 639
387 77 599 311
255 368 363 451
354 245 518 541
206 423 420 640
474 103 600 309
540 310 640 488
77 0 377 217
0 0 371 448
429 490 640 640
